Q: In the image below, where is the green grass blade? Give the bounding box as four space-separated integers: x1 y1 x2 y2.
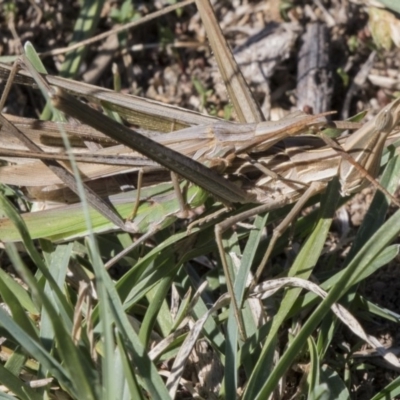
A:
116 333 145 400
0 269 37 315
370 375 400 399
223 214 269 398
88 249 117 400
139 275 174 347
0 361 42 400
0 302 72 395
243 178 340 399
307 337 320 398
0 272 39 341
221 233 241 398
0 193 75 320
40 244 74 352
5 244 100 400
0 183 207 242
89 246 171 399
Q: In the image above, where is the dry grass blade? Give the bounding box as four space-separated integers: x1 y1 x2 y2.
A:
195 0 264 123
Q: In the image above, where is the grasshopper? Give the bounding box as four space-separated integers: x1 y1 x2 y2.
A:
0 54 334 340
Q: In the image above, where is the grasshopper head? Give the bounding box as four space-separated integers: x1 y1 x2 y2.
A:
340 96 400 196
375 96 400 133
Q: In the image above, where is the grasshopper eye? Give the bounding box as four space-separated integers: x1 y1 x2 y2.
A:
375 109 393 132
393 105 400 127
